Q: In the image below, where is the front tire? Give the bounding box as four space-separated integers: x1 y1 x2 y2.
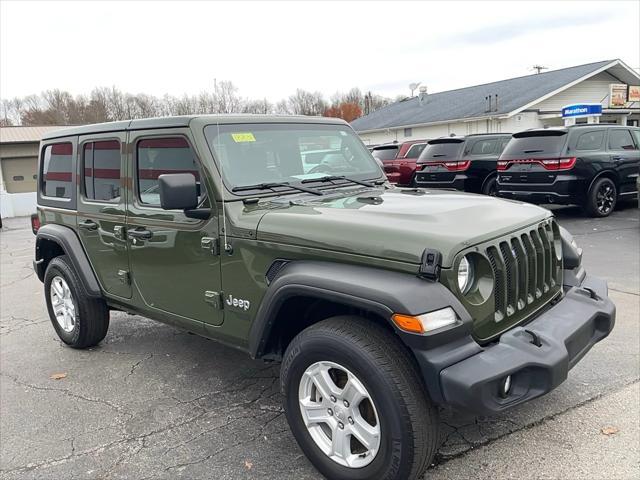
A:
44 255 109 348
281 316 439 480
585 177 617 217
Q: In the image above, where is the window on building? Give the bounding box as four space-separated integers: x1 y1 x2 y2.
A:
83 140 121 202
470 139 498 155
137 137 204 206
404 128 412 137
575 131 605 151
42 142 73 198
608 129 637 150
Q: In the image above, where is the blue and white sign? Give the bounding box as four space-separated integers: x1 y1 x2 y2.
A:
561 103 602 118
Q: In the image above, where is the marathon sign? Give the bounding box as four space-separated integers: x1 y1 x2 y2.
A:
561 103 602 118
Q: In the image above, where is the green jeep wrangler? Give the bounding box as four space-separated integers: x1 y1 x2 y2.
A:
33 115 615 480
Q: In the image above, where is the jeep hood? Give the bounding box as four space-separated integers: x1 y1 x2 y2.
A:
255 189 551 268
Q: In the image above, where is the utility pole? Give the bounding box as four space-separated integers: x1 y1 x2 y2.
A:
532 65 548 74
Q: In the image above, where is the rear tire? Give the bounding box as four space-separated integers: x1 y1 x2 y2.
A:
44 255 109 348
585 177 617 217
281 316 439 480
482 176 498 196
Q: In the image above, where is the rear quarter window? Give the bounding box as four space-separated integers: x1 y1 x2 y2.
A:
574 130 605 151
404 143 427 158
469 139 498 155
42 142 73 199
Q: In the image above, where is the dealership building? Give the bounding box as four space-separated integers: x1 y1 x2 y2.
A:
352 59 640 145
1 126 63 218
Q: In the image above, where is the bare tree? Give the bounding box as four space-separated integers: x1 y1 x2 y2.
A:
285 89 327 116
242 98 273 114
1 82 392 125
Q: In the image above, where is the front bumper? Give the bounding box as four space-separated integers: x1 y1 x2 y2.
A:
433 274 615 414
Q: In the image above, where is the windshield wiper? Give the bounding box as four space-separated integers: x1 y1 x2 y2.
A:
231 182 323 196
301 175 375 187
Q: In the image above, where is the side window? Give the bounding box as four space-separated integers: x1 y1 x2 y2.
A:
405 143 427 158
42 142 73 198
470 139 498 155
575 131 605 151
137 137 204 206
608 129 637 150
83 140 121 202
499 138 510 152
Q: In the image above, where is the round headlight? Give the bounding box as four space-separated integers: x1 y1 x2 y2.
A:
457 255 474 294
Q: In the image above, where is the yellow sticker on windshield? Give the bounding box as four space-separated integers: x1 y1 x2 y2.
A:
231 133 256 143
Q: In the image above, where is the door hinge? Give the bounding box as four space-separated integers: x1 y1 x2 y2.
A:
117 269 130 285
201 237 220 256
204 290 223 309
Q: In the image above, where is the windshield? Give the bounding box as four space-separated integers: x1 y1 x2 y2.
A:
205 123 382 193
372 146 399 160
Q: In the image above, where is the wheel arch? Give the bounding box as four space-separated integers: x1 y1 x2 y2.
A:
248 261 468 360
35 224 102 297
480 172 497 193
587 169 620 195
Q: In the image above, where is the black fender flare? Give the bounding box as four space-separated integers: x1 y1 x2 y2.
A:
248 260 472 359
35 224 102 298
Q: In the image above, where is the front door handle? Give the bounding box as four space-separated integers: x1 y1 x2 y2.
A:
79 219 98 231
612 156 623 161
127 228 153 240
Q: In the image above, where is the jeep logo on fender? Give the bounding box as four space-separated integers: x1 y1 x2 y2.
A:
226 294 250 311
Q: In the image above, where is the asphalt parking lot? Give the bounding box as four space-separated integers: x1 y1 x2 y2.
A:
1 203 638 480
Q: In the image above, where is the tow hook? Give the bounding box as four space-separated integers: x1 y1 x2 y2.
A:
524 329 542 347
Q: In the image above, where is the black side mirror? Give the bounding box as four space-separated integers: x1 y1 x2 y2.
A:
158 173 198 211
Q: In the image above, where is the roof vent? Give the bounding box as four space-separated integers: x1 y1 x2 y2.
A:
419 86 428 106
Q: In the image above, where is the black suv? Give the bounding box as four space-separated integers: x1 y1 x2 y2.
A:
497 125 640 217
414 134 511 195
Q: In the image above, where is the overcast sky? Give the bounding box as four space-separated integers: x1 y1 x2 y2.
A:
1 0 639 102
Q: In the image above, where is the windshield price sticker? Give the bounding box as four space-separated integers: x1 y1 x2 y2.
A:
231 132 256 143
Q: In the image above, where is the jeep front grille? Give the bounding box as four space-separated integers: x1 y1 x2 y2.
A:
486 221 562 323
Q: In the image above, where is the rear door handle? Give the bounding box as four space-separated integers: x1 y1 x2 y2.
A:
612 156 623 161
78 219 98 230
127 228 153 240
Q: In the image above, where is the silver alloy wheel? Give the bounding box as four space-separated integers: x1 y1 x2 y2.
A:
298 361 381 468
596 183 615 215
50 276 76 333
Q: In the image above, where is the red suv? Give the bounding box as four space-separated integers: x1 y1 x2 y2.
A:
373 140 429 186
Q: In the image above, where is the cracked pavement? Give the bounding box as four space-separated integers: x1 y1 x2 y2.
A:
1 203 638 479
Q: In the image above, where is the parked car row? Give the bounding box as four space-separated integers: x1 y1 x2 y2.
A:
372 124 640 217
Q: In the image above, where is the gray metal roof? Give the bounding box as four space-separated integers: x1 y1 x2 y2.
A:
0 125 66 143
351 60 618 132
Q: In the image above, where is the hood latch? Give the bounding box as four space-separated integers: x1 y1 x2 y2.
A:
419 248 442 280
